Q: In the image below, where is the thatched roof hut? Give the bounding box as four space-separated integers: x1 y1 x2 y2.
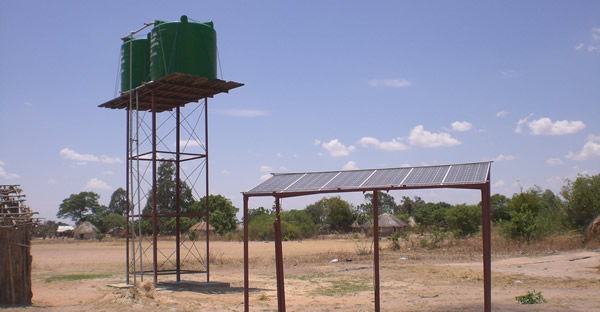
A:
73 221 99 240
351 220 362 233
378 213 409 236
189 221 214 238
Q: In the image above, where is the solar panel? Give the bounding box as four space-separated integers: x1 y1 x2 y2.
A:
403 166 449 186
244 162 490 195
246 173 305 194
363 168 412 187
285 172 339 191
321 170 374 190
443 163 489 184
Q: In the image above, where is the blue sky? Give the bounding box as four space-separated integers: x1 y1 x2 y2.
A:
1 1 599 223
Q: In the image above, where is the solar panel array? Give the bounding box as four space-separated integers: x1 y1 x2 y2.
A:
246 162 491 195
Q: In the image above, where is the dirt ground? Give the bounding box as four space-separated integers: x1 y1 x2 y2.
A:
5 238 600 311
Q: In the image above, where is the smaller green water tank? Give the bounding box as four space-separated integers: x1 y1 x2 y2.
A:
121 36 150 92
150 15 217 81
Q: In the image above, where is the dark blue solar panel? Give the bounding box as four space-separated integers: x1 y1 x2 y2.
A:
403 166 449 186
244 162 491 195
443 163 489 184
363 168 412 187
247 173 305 194
285 172 339 191
322 170 374 190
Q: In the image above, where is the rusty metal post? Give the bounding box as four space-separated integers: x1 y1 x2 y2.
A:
243 195 249 312
175 106 181 282
125 108 130 285
152 90 158 287
274 197 286 312
205 98 210 282
372 191 380 312
482 171 492 312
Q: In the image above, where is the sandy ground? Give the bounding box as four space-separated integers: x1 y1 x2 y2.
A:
4 238 600 311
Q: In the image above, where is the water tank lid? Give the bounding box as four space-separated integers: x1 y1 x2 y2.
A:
180 15 188 23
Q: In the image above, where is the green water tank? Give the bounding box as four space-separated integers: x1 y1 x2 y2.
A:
150 15 217 81
121 36 150 92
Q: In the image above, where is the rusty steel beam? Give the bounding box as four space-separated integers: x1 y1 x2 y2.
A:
243 195 249 312
175 106 181 282
205 98 210 283
373 191 380 312
482 170 492 312
152 90 158 287
274 197 286 311
125 108 130 285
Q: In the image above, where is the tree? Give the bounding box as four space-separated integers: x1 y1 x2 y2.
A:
247 206 274 223
108 187 127 215
561 174 600 231
194 194 239 235
359 191 398 217
57 192 103 224
445 204 481 237
305 199 328 224
281 209 318 239
502 190 544 243
490 194 510 222
100 213 127 232
413 202 451 226
143 161 196 233
324 196 354 232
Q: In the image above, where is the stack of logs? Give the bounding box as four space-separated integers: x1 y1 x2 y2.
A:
1 185 38 306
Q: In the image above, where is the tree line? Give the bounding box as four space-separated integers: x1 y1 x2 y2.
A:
53 165 599 243
55 162 238 235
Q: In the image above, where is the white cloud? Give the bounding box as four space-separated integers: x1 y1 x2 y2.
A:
494 154 517 162
276 152 282 158
546 158 564 166
575 43 585 50
565 138 600 161
59 148 122 164
221 170 232 175
48 178 57 185
279 166 288 171
408 125 461 148
514 113 533 134
528 118 585 135
314 139 321 146
260 165 273 173
496 111 508 118
179 139 203 148
588 46 600 52
593 27 600 41
501 70 519 78
214 109 267 117
451 121 472 132
368 79 411 88
0 167 19 180
358 136 409 151
103 170 114 175
343 161 359 170
84 178 111 191
0 160 5 166
321 139 355 157
515 116 585 135
492 180 505 188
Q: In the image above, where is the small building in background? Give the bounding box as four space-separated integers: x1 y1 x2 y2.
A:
73 221 100 240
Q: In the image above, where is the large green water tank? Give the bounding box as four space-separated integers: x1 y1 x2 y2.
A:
121 36 150 92
150 15 217 81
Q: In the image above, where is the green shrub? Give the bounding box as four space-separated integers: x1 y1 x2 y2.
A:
515 290 547 304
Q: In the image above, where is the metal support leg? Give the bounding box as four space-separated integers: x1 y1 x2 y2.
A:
373 191 380 312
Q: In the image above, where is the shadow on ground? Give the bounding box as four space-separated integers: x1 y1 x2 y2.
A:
157 281 271 294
